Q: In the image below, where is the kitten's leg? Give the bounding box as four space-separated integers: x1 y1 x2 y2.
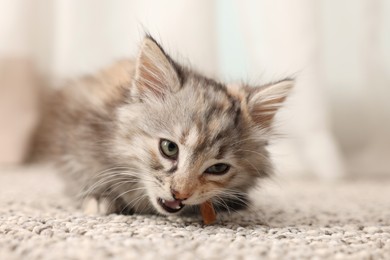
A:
82 197 99 214
82 196 116 215
97 197 113 214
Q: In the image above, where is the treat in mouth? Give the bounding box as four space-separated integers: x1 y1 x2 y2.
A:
157 198 184 213
200 200 217 225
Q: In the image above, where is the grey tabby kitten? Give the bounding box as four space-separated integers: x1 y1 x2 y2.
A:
30 35 292 217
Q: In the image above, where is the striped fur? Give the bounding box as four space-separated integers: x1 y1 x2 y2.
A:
29 36 293 216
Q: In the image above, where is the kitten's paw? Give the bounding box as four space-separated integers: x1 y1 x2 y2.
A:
82 197 114 215
82 197 99 214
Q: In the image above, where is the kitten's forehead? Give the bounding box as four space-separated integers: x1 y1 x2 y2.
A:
178 75 243 156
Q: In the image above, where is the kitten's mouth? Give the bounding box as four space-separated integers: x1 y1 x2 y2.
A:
157 198 184 213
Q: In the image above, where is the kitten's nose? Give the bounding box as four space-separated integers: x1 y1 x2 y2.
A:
171 188 192 201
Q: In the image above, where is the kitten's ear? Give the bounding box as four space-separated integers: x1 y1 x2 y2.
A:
247 80 293 127
133 36 181 99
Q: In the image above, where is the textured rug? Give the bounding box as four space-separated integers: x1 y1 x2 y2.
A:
0 166 389 260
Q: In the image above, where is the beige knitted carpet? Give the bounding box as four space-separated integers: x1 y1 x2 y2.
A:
0 166 389 260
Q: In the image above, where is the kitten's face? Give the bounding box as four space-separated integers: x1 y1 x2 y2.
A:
115 37 292 215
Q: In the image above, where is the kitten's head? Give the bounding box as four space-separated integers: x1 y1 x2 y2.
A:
115 36 292 215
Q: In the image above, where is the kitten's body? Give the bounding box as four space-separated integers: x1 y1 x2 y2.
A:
30 36 292 218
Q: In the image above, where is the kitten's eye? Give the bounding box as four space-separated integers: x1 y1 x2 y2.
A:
159 139 179 159
204 163 230 175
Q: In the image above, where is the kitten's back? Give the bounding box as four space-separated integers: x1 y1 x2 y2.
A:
27 59 135 163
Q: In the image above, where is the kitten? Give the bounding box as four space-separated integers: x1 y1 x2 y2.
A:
29 35 293 217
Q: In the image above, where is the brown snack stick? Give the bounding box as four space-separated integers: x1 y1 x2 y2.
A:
200 200 217 225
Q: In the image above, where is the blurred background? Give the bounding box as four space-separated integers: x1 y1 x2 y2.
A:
0 0 389 180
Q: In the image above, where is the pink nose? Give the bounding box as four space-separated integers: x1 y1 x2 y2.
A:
171 188 192 200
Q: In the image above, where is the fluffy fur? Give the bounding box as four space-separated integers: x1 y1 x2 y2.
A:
29 36 293 217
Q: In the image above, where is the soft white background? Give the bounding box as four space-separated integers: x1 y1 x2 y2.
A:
1 0 389 179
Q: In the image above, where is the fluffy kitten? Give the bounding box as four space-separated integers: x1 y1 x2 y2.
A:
29 36 293 217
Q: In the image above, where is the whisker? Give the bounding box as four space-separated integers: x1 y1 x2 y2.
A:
100 179 142 204
236 149 269 160
213 189 251 209
131 193 151 214
77 167 157 201
77 172 135 199
230 137 263 147
243 158 263 177
213 196 247 218
108 186 149 213
120 193 150 214
77 165 140 195
214 195 231 215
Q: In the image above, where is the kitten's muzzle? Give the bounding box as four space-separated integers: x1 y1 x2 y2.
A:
157 198 184 213
171 188 192 201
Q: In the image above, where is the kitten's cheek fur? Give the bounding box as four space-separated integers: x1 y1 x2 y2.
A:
149 198 166 215
149 195 177 215
144 187 170 215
